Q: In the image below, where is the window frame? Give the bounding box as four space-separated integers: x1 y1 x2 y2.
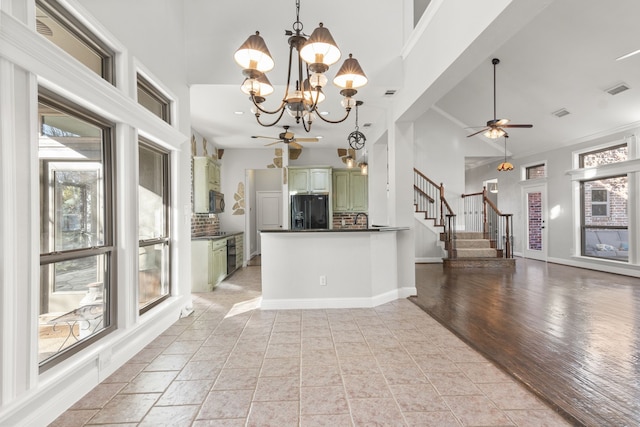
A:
138 138 171 314
578 142 628 168
137 74 172 124
525 163 546 180
579 174 629 262
38 88 117 371
36 0 116 84
590 188 609 217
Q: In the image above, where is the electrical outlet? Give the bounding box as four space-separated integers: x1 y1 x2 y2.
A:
320 275 327 286
341 218 345 226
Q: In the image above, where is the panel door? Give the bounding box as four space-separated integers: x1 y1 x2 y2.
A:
256 191 283 253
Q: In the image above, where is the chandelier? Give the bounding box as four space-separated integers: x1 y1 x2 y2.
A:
233 0 367 132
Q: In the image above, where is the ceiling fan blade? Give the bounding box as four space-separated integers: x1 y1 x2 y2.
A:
467 127 490 137
264 140 283 146
252 135 280 140
294 138 319 143
288 147 302 160
289 141 303 149
495 118 510 126
283 132 295 140
502 124 533 128
337 148 347 157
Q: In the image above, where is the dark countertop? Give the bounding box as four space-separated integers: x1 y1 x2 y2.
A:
191 231 243 241
260 227 408 233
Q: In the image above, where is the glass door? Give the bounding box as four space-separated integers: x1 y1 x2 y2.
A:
523 183 547 260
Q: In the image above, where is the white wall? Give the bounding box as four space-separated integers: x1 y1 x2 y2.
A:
466 128 640 277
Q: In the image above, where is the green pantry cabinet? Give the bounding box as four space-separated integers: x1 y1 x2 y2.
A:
332 169 368 212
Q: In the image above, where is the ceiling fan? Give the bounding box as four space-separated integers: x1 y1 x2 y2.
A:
251 125 319 149
467 58 533 138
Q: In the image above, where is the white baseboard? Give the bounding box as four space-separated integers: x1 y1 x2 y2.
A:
415 257 443 263
261 287 416 310
546 256 640 278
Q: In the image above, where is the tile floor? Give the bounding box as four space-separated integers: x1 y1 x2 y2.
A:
50 262 569 426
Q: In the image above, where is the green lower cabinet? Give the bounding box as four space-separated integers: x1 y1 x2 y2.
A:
210 239 227 287
332 170 368 212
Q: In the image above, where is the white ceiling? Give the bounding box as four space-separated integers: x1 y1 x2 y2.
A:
187 0 640 163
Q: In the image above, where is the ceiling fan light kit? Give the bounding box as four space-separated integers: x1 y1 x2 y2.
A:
234 0 367 132
467 58 533 139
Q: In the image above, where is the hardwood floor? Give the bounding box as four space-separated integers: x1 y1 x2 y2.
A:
411 259 640 427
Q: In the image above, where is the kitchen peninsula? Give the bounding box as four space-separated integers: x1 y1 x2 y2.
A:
260 228 413 309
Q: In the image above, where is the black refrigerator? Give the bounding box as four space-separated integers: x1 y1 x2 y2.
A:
291 194 329 230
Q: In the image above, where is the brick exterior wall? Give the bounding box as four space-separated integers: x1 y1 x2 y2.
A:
583 178 628 227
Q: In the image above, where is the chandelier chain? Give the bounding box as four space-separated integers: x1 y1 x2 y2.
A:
293 0 303 32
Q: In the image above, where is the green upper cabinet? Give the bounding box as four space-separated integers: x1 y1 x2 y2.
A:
289 168 309 193
289 167 331 193
332 169 368 212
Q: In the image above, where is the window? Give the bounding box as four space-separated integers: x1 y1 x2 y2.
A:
38 90 115 368
138 140 171 313
581 176 628 262
36 0 115 83
590 188 608 216
579 143 628 167
526 164 546 180
137 74 171 124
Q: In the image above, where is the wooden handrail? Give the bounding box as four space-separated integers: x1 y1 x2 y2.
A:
413 185 435 204
462 190 484 198
414 168 439 188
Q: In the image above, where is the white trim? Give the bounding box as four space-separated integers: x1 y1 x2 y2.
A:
570 134 635 169
565 158 640 180
0 11 186 149
401 0 445 59
261 288 416 310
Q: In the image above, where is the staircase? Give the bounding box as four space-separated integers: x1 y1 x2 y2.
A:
441 231 515 268
414 168 515 269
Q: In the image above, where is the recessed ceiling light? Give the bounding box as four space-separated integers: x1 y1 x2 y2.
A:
234 111 244 115
320 111 329 116
616 49 640 61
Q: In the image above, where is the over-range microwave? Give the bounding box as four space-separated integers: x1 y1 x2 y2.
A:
209 190 225 213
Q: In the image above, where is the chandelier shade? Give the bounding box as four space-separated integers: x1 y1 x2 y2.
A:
333 54 368 90
241 74 274 97
302 79 325 104
497 135 513 171
299 23 341 69
233 32 274 73
233 0 366 132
